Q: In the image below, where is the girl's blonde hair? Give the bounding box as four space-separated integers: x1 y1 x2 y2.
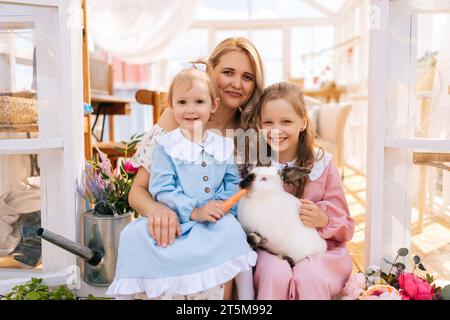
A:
251 82 323 197
208 37 265 127
167 61 218 107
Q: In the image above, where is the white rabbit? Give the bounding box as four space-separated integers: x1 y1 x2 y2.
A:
237 166 327 266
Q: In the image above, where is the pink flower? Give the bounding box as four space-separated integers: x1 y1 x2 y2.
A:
124 161 138 175
360 285 402 300
342 273 367 299
398 273 434 300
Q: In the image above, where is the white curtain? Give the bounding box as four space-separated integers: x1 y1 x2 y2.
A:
87 0 201 64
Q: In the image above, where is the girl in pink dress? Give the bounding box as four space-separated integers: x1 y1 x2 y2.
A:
242 82 355 300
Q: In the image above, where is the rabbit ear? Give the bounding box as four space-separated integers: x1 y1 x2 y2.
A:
280 167 311 182
239 173 255 189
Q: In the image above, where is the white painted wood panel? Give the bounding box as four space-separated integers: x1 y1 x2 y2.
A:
0 0 83 293
0 138 63 154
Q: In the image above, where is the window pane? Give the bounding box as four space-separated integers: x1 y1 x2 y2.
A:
216 30 250 45
0 25 39 139
166 29 209 60
411 164 450 281
195 0 328 21
314 0 346 13
250 29 283 84
250 29 282 60
195 0 249 20
250 0 326 19
414 13 450 139
264 60 283 86
0 154 42 270
291 27 312 57
291 26 334 89
312 26 334 52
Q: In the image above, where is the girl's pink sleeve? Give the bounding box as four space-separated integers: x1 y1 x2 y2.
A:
315 163 355 242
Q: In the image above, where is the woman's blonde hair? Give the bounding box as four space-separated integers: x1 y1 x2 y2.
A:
208 37 265 128
167 61 218 107
248 82 324 197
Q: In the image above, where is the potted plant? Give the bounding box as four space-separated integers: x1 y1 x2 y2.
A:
77 133 142 216
74 133 143 286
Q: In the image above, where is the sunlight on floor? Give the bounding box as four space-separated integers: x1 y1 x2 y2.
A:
344 165 450 280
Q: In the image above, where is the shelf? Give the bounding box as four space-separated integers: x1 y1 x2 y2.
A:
0 124 38 133
1 0 58 7
385 138 450 151
0 138 63 154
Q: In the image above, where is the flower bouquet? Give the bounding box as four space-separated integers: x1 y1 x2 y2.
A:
76 133 143 216
342 248 450 300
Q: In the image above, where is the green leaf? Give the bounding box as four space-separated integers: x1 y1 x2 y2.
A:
384 274 395 285
442 285 450 300
101 172 110 180
394 262 406 271
413 255 421 264
25 292 42 300
418 263 426 271
383 258 394 265
397 248 409 257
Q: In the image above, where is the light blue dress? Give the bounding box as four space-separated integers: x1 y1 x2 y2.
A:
108 128 255 297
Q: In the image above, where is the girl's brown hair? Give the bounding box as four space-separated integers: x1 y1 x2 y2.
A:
208 37 265 127
248 81 323 198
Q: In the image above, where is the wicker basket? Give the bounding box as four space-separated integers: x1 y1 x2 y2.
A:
0 96 38 125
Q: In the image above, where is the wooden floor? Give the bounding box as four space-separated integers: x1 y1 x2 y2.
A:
344 165 450 280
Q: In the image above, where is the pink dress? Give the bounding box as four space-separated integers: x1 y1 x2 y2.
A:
253 155 355 300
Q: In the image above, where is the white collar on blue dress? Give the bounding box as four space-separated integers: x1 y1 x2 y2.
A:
155 128 234 162
270 150 332 181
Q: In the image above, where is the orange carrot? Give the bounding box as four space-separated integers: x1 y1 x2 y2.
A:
222 189 248 213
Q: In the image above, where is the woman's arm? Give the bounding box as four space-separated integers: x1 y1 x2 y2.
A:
157 108 179 131
129 167 181 247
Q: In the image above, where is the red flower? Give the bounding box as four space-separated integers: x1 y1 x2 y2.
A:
398 273 434 300
123 161 138 175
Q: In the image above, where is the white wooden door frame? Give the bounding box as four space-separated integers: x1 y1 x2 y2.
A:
0 0 84 294
365 0 450 270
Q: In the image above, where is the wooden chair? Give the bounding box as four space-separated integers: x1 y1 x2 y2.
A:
135 89 168 124
305 82 346 103
87 54 133 167
316 103 352 178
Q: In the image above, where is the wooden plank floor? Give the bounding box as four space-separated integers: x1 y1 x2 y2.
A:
343 165 450 281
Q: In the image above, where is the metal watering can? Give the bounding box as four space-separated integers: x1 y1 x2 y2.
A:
37 210 132 286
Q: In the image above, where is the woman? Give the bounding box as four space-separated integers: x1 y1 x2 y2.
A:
128 37 265 299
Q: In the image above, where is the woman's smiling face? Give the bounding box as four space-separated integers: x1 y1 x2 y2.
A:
260 98 306 157
212 50 256 111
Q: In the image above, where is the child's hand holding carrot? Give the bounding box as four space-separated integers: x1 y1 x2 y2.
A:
222 189 248 213
191 200 225 223
191 189 248 223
